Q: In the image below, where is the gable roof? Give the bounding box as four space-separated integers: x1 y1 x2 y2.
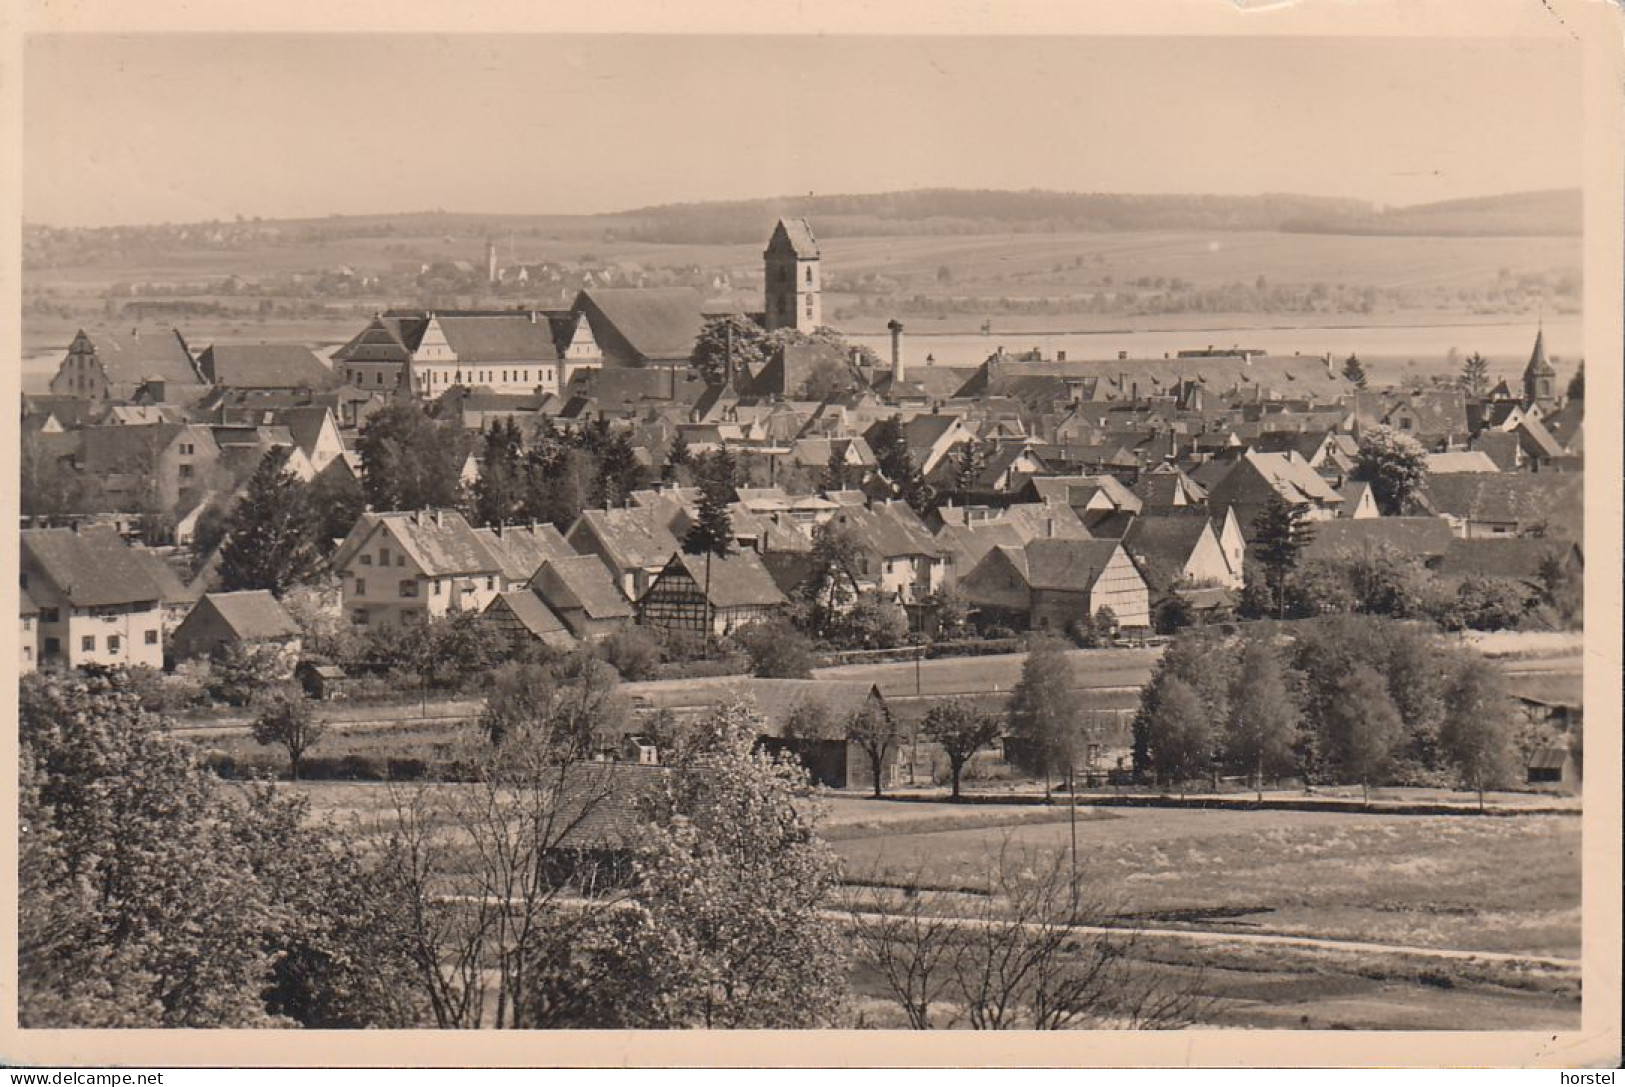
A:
69 328 203 389
1425 451 1501 474
487 589 572 639
1121 516 1216 588
533 556 635 620
827 503 940 559
575 288 709 363
1018 538 1127 593
196 344 331 388
664 550 790 609
435 313 564 362
350 510 502 576
571 507 683 571
473 523 575 583
190 590 300 641
21 526 164 608
1433 538 1580 583
1424 472 1584 535
1302 517 1457 562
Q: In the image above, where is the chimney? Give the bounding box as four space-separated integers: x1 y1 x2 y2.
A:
888 319 906 384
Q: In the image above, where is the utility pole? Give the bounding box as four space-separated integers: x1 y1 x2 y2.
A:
1068 765 1079 911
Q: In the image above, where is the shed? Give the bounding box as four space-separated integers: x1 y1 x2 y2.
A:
295 660 347 701
1526 744 1576 787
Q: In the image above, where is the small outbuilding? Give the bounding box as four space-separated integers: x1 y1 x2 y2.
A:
171 590 303 665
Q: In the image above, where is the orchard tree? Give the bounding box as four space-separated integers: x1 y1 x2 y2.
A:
1566 361 1584 401
591 699 849 1027
800 522 862 639
735 619 817 679
922 700 1003 800
847 702 903 799
250 685 327 780
1353 425 1428 515
218 457 326 595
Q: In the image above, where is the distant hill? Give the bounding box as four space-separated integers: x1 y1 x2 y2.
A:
1280 189 1580 237
24 187 1582 247
614 190 1378 244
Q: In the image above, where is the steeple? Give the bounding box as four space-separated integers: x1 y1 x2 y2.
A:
1522 323 1556 409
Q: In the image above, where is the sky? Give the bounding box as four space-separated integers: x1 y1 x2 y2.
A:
23 34 1584 228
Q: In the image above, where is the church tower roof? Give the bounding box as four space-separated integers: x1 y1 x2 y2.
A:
1525 326 1555 378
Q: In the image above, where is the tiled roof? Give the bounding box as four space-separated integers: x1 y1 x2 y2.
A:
629 676 879 737
768 218 820 258
571 507 683 571
197 344 331 388
436 314 563 363
1424 473 1584 535
1122 516 1214 589
1302 517 1456 561
473 523 575 583
1433 538 1580 583
70 328 203 389
488 589 572 638
78 423 210 474
667 550 789 609
21 526 164 608
827 503 939 559
1425 451 1501 474
1018 538 1126 592
533 556 634 620
365 510 502 576
576 288 709 362
193 590 301 641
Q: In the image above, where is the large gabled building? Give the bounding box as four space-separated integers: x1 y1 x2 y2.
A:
331 509 506 629
332 310 601 399
48 328 206 403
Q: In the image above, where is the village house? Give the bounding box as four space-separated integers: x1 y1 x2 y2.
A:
959 538 1151 632
635 550 789 636
531 557 636 640
76 423 223 519
20 525 166 671
1121 514 1243 595
332 509 505 628
824 502 948 604
472 522 577 589
48 327 207 403
629 676 900 792
566 506 685 602
1422 473 1585 540
481 590 577 654
169 590 303 668
194 343 333 392
1204 449 1343 539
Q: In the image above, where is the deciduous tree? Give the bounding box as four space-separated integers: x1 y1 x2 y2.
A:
922 700 1003 800
250 685 327 780
1353 425 1428 516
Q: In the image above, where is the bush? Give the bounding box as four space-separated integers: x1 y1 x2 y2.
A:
598 627 662 681
735 620 818 678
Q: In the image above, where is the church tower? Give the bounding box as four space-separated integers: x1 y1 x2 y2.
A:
1522 325 1557 410
763 218 821 333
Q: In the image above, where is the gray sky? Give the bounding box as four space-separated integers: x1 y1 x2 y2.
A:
24 34 1583 227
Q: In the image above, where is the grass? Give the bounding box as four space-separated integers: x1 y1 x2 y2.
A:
832 807 1581 958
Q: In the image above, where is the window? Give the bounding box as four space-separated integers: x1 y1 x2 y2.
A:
433 579 443 596
355 579 366 597
41 608 59 624
353 609 369 626
360 554 372 565
379 547 390 565
486 576 495 591
108 635 121 655
179 464 193 480
145 629 158 645
806 266 813 284
397 555 405 567
44 637 59 656
81 635 95 653
22 616 31 631
179 443 195 455
399 580 419 598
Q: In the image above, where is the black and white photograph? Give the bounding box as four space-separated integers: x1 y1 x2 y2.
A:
3 0 1620 1070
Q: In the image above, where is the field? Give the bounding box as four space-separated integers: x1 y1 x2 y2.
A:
277 778 1582 1030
